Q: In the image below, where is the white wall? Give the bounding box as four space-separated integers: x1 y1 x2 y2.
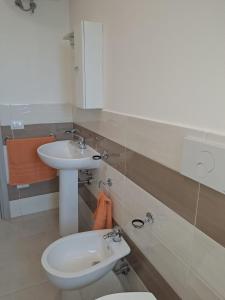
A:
70 0 225 134
0 0 72 104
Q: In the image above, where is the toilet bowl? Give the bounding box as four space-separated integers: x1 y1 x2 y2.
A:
96 292 157 300
41 229 130 290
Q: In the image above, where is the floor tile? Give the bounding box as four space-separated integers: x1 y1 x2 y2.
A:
0 209 126 300
80 272 124 300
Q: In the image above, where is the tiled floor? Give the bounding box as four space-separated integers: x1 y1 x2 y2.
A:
0 209 124 300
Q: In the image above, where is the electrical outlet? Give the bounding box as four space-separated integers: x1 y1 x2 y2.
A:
17 184 30 189
11 120 24 130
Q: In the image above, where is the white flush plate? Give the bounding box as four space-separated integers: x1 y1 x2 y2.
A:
181 137 225 194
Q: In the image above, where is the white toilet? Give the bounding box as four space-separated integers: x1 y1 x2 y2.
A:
96 292 157 300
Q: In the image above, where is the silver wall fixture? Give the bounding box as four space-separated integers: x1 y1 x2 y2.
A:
132 212 154 229
63 32 75 48
98 178 112 197
114 259 130 276
98 178 112 189
78 170 94 185
15 0 37 14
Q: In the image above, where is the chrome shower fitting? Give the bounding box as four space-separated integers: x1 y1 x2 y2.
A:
15 0 37 14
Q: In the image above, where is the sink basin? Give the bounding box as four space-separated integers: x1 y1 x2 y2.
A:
37 140 101 236
42 229 131 290
37 140 100 170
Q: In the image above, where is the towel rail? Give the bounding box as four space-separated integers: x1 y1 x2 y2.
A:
4 133 56 144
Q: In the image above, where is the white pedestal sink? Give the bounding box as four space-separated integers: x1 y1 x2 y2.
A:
37 140 101 236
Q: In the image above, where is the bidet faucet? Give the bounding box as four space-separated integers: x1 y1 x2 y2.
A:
103 226 122 242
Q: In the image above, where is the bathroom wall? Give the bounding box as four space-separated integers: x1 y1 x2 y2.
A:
0 122 73 217
70 0 225 135
70 0 225 299
0 104 73 216
75 120 225 300
0 0 72 106
0 0 75 216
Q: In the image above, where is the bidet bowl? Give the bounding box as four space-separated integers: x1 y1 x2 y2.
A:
41 230 131 290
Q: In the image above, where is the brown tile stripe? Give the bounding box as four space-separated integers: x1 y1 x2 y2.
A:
79 185 96 213
196 185 225 248
75 124 126 174
7 185 19 200
76 123 225 249
75 124 198 224
79 185 181 300
125 149 198 224
1 126 13 142
1 122 74 144
8 178 59 201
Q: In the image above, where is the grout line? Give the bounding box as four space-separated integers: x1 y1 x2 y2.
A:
194 183 201 227
0 279 48 298
183 184 202 298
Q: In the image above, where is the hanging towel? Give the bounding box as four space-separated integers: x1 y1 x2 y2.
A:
7 136 57 186
93 192 113 230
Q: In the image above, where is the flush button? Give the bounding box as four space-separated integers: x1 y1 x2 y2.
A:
195 151 215 179
196 162 208 178
181 137 225 194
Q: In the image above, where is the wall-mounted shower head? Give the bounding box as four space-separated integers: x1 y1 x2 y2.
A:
15 0 37 14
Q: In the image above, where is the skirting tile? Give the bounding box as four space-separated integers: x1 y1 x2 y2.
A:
10 192 59 218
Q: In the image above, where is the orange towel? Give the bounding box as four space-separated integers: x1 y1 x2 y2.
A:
93 192 113 230
7 136 57 186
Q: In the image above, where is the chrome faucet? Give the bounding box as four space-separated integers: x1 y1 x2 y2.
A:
103 226 122 242
64 129 86 149
75 135 86 149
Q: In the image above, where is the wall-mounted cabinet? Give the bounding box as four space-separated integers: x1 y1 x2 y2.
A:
74 20 103 109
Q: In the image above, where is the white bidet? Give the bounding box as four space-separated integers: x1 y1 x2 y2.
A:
41 229 130 290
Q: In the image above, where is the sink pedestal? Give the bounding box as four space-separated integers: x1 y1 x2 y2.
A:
59 169 78 236
37 140 101 237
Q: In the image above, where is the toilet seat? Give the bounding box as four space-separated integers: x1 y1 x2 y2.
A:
96 292 157 300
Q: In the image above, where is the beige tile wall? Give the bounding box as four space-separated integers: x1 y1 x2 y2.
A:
0 104 73 127
73 108 225 300
79 185 181 300
73 108 205 171
87 161 225 300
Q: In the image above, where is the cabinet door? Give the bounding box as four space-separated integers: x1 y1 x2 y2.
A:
74 21 103 109
74 22 85 108
83 21 103 109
